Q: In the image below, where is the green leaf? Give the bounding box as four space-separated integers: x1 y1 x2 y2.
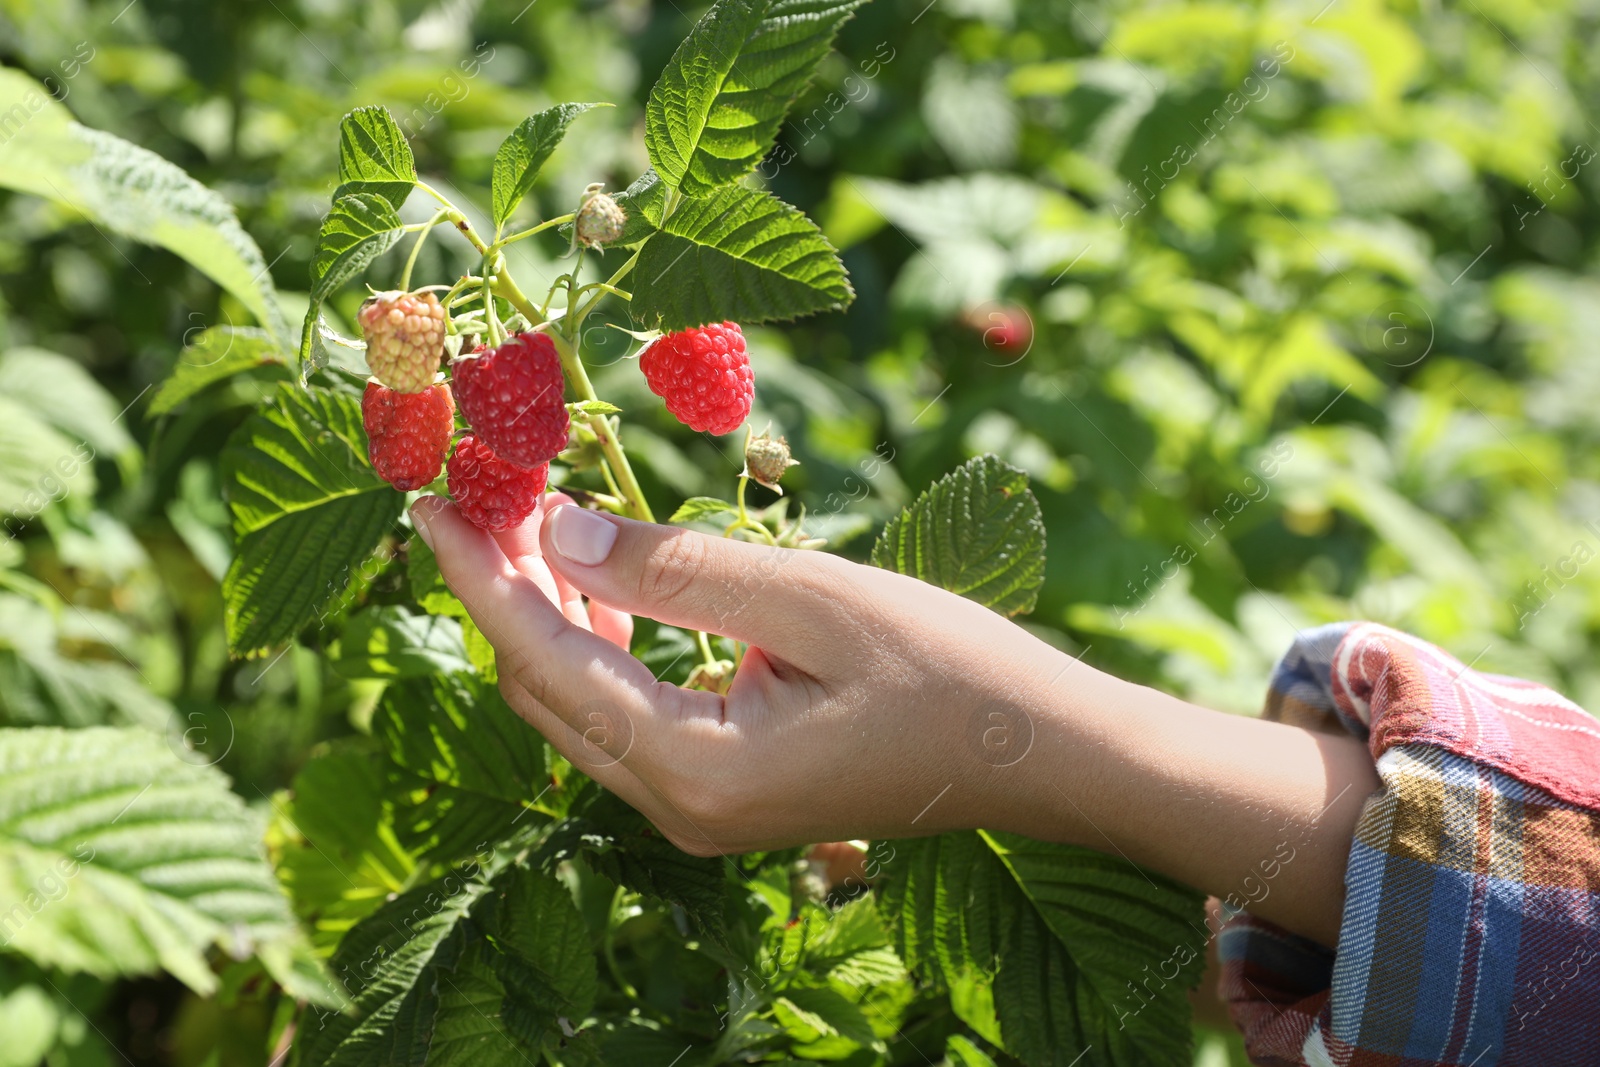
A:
461 617 498 681
540 790 727 943
406 533 465 617
772 985 878 1054
491 103 605 227
632 185 853 330
298 193 404 365
879 831 1204 1067
373 673 564 871
0 348 137 465
870 455 1046 617
334 106 417 211
271 747 418 952
424 940 518 1067
670 496 738 523
478 865 599 1046
294 870 490 1067
219 384 403 657
149 327 292 416
611 169 667 244
945 1034 1000 1067
0 726 301 996
567 399 622 417
0 69 290 346
372 673 553 811
333 606 471 679
645 0 865 196
297 862 595 1067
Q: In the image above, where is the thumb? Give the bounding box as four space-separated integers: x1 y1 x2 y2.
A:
540 504 845 665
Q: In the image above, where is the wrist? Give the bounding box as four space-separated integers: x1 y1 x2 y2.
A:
930 642 1120 844
967 652 1378 947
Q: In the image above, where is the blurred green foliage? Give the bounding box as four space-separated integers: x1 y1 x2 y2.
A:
2 0 1599 1062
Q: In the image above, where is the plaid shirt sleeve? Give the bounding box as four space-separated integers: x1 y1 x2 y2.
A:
1217 621 1600 1066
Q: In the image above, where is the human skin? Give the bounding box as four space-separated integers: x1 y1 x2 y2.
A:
411 493 1380 949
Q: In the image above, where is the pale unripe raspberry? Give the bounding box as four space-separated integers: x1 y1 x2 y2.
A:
576 187 627 248
359 290 447 393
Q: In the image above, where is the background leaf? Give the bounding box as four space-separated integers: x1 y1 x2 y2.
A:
0 726 303 996
645 0 864 196
148 326 292 416
0 69 289 346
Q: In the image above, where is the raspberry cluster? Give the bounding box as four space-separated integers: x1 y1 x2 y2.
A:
353 271 762 539
640 322 753 436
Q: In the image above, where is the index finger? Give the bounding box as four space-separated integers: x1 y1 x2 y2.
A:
410 495 709 751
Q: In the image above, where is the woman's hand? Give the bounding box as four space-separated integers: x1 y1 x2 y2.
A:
412 493 1380 947
409 493 1072 856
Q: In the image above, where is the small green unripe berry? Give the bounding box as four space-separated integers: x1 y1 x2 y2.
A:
576 184 627 248
744 430 798 491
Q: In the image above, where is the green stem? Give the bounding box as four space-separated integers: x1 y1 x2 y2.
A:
441 275 482 303
723 474 778 545
588 491 626 514
573 282 631 302
572 250 641 331
494 272 655 523
482 268 505 346
416 180 493 257
696 629 717 667
598 456 624 501
399 210 449 291
603 886 643 1003
497 212 576 248
736 469 752 524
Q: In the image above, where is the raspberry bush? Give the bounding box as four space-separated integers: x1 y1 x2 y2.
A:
0 0 1594 1062
36 2 1196 1063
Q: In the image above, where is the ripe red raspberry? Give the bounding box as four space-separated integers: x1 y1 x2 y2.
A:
639 322 753 435
446 434 548 531
358 290 447 393
962 302 1033 361
451 332 570 469
362 381 455 491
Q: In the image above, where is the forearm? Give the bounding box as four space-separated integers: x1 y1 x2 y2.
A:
988 655 1379 947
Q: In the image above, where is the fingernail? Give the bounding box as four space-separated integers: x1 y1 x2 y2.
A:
549 505 617 566
410 498 440 550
